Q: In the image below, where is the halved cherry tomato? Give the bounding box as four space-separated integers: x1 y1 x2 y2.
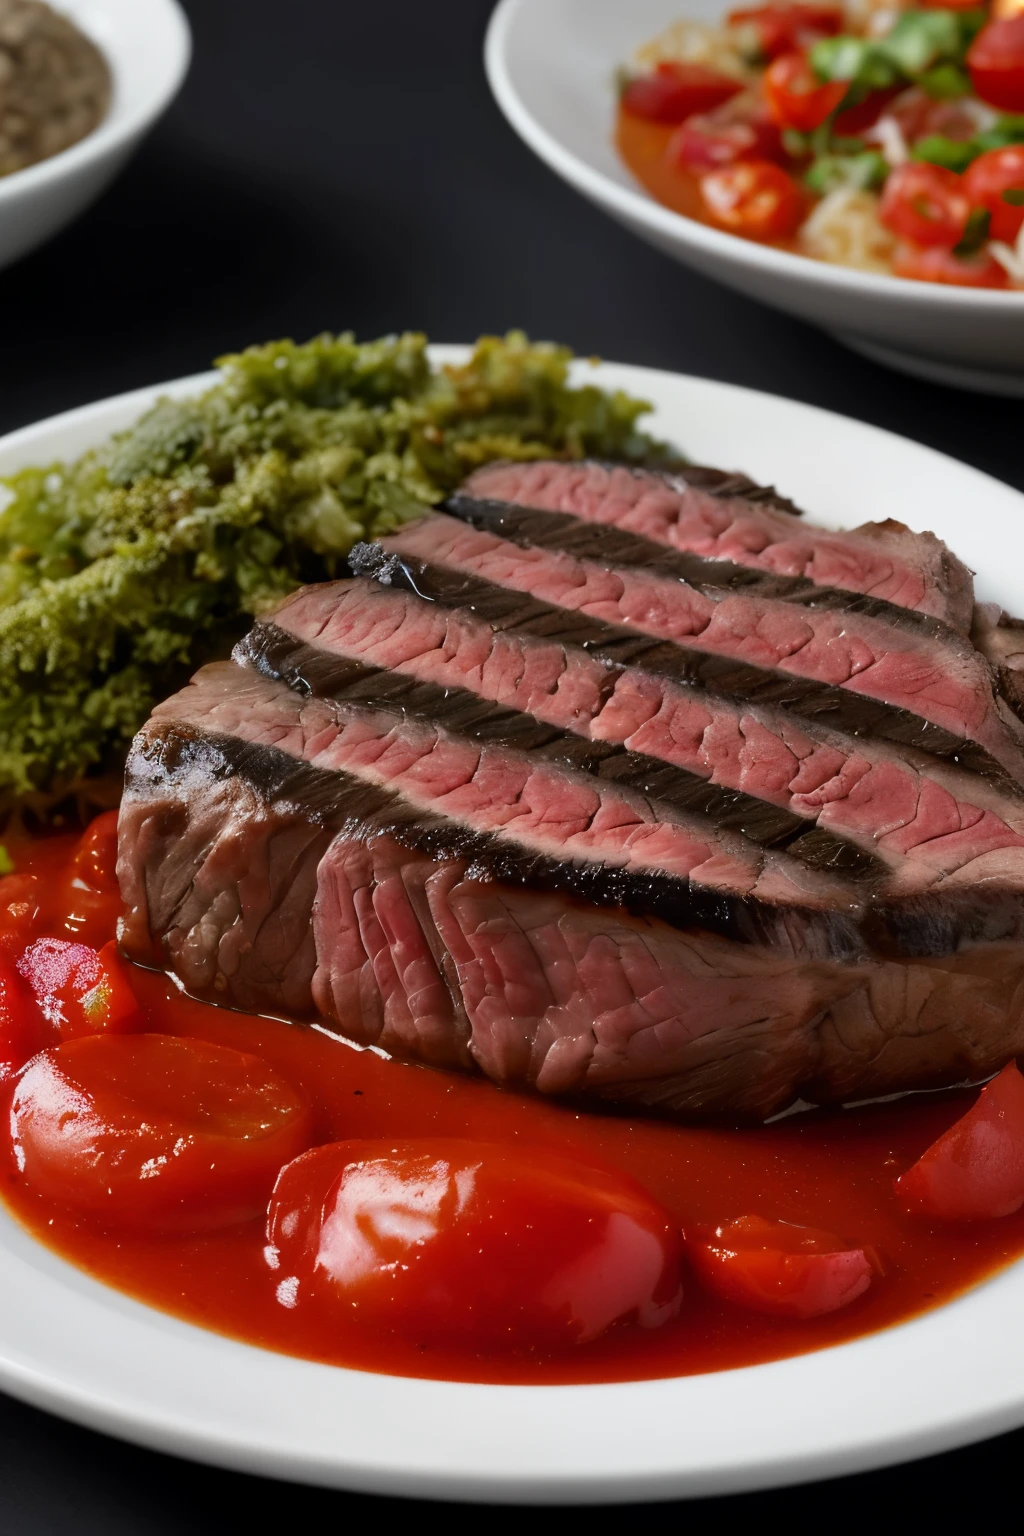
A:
968 17 1024 112
267 1139 684 1351
621 63 743 124
879 161 971 247
892 240 1010 286
17 937 141 1038
896 1061 1024 1220
763 51 848 132
0 873 45 959
964 145 1024 242
58 810 123 945
11 1034 313 1233
0 959 52 1085
669 101 783 172
70 810 119 891
700 158 805 238
685 1215 882 1319
728 4 843 60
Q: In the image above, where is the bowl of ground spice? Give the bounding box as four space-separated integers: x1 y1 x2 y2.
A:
0 0 189 271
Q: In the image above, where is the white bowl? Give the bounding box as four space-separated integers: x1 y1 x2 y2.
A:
0 0 191 273
486 0 1024 396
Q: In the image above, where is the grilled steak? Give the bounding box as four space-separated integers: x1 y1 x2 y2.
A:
118 458 1024 1120
461 460 976 633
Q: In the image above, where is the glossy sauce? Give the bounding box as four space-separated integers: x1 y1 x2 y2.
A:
3 825 1024 1385
616 107 802 254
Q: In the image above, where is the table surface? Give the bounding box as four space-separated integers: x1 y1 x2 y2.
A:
1 0 1021 1524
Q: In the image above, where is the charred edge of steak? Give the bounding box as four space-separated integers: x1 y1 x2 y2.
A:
238 620 882 879
347 543 1017 790
443 495 963 645
132 722 867 960
590 460 806 518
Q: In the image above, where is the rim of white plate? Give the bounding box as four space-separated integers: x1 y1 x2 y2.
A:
1 355 1023 1504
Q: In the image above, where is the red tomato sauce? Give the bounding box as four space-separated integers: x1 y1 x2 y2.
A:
4 822 1024 1385
616 108 801 253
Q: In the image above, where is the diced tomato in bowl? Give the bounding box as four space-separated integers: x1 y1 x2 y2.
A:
880 161 972 247
964 145 1024 242
622 62 743 123
668 95 784 171
893 241 1011 286
700 158 805 238
969 16 1024 112
763 51 848 131
727 3 843 60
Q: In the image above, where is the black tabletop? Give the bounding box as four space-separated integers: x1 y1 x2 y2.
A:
0 0 1020 1524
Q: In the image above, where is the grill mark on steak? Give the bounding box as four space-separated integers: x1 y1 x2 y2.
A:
347 541 1019 789
267 581 1024 892
131 717 866 958
384 513 1015 777
464 459 976 633
237 618 880 878
120 719 1024 1119
631 461 806 518
445 493 964 645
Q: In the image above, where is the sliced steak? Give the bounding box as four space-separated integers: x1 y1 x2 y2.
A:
462 460 976 633
118 700 1024 1119
237 606 1024 896
349 524 1024 786
151 662 861 938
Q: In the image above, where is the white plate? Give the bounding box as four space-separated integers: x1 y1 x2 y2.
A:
1 355 1024 1504
485 0 1024 395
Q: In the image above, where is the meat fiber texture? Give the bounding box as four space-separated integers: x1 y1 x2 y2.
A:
118 459 1024 1120
464 459 976 633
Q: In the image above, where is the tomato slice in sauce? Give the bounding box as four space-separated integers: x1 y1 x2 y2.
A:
0 958 52 1084
267 1139 684 1351
10 1033 314 1233
3 819 1024 1384
685 1215 882 1319
896 1061 1024 1222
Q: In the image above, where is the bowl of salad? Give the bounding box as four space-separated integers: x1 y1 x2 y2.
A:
486 0 1024 393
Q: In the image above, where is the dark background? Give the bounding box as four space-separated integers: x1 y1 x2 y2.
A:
1 0 1021 1526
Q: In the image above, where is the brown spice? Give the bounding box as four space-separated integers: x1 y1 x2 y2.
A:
0 0 110 178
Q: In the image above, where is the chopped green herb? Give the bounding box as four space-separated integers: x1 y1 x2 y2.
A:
975 117 1024 153
810 35 900 92
912 134 981 172
0 845 13 876
880 9 978 77
806 149 889 194
918 63 972 100
1004 188 1024 206
953 206 991 255
0 332 672 808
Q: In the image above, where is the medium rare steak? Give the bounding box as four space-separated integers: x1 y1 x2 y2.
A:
366 513 1024 783
118 458 1024 1120
462 460 976 633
